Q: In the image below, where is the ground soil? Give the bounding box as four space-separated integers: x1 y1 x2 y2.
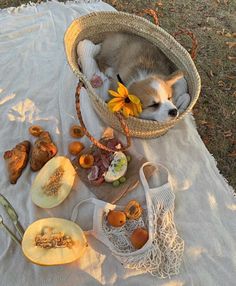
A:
1 0 235 189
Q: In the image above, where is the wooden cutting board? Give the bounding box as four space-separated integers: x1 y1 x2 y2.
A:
73 153 154 204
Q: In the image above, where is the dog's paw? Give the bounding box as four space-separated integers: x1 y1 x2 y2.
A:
77 39 101 57
104 67 115 79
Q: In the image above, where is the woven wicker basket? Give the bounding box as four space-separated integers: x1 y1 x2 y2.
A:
64 11 201 139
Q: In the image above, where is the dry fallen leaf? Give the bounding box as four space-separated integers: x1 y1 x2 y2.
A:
228 151 236 158
226 42 236 49
209 70 214 77
225 32 234 38
199 120 215 129
218 80 225 87
203 137 210 145
224 130 233 138
156 1 163 7
228 56 236 62
226 75 236 80
217 31 236 38
199 120 208 125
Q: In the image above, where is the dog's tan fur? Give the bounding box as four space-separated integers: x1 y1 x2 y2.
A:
128 73 183 109
96 32 183 121
96 32 177 84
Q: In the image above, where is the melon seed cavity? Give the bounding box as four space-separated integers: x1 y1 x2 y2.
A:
42 166 64 196
35 227 74 249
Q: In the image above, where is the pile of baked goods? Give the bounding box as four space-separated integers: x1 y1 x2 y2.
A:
4 125 58 184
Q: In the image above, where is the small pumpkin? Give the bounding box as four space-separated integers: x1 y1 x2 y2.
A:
107 210 126 227
30 156 76 208
125 200 143 220
22 218 87 266
79 154 94 169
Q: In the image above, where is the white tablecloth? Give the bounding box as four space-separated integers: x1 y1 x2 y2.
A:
0 1 235 285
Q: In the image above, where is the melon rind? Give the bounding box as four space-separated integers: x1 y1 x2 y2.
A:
30 156 76 208
22 218 87 266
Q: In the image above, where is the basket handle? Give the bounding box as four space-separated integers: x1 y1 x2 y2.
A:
138 9 198 60
139 9 160 26
173 29 198 60
75 82 131 153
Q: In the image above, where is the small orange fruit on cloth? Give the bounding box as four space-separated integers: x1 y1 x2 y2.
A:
70 125 84 138
29 125 44 137
130 228 149 249
68 142 84 156
125 200 143 220
79 154 94 169
107 210 126 227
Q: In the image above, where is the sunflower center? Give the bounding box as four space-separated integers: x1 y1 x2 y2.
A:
125 97 131 103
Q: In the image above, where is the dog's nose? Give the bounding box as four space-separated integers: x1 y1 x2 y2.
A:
168 108 178 117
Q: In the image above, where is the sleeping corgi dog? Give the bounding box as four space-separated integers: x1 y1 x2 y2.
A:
95 32 184 122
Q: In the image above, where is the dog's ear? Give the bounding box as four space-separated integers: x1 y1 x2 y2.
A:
166 71 184 87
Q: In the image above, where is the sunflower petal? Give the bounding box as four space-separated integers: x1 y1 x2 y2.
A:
108 100 123 110
110 101 124 112
108 101 123 110
122 106 131 118
132 104 139 117
108 90 124 98
108 98 124 105
124 103 133 115
136 102 143 114
128 94 140 104
117 82 129 96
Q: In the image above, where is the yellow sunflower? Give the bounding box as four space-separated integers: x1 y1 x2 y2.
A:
108 82 142 118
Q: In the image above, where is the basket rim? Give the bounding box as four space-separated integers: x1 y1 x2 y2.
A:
64 11 201 128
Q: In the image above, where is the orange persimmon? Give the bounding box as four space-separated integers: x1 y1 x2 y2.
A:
107 210 126 227
130 228 149 249
68 142 84 156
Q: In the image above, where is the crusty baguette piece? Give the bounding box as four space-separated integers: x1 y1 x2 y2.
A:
4 140 31 184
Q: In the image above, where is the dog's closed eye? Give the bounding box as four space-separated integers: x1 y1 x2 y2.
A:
150 102 160 108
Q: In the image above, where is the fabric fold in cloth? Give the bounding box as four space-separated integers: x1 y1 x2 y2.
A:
0 1 235 286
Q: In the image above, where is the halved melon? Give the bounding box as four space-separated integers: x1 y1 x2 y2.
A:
22 218 87 266
30 156 76 208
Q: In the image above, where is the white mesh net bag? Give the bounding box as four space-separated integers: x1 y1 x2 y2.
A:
72 162 184 278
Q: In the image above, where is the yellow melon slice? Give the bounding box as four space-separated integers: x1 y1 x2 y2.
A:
30 156 76 208
22 218 87 266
